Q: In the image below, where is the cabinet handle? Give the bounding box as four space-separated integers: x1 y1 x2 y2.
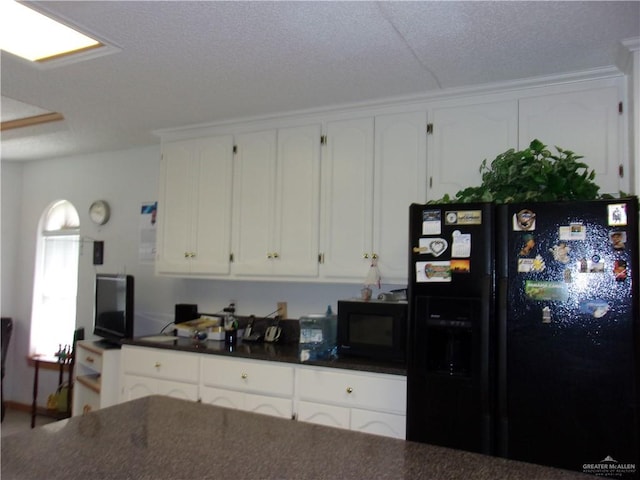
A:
85 356 94 363
273 252 279 259
190 252 196 258
154 362 161 368
241 373 248 379
346 387 353 394
372 253 378 260
184 252 190 258
267 253 272 259
363 253 369 259
83 405 92 415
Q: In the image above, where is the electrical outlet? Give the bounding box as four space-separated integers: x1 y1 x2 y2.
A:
277 302 287 319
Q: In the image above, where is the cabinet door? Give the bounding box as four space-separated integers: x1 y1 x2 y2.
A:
200 386 244 410
273 124 322 277
122 374 157 402
297 400 350 429
373 111 427 284
232 130 278 275
350 408 406 439
156 379 199 401
156 136 234 275
518 85 622 195
190 136 234 274
320 117 375 280
156 139 194 273
427 100 518 201
244 392 293 419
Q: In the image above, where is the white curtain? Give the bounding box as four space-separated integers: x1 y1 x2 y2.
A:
31 234 79 356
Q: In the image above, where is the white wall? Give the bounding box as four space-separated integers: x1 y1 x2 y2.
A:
1 145 394 407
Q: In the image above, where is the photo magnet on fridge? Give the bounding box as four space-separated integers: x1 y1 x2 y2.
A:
610 231 626 250
607 203 628 226
513 209 536 230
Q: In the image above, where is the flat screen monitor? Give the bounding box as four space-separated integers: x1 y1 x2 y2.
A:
93 274 134 344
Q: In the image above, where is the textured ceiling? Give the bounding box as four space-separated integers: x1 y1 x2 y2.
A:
1 1 639 162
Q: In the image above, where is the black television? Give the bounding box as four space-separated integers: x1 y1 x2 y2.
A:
93 274 134 344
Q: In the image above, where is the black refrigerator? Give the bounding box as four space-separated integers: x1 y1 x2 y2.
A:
406 198 639 478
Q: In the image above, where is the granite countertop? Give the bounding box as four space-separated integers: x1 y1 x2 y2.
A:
1 395 592 480
123 336 407 376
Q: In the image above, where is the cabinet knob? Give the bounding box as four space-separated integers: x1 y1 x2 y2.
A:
372 253 378 260
346 387 353 394
363 253 369 259
190 252 196 258
83 405 92 415
85 356 94 363
273 252 279 259
267 253 273 259
154 362 161 368
241 373 248 379
184 252 190 258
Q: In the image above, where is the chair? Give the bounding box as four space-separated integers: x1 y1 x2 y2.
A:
1 317 14 422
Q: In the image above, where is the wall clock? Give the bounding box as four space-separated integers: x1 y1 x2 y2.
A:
89 200 111 225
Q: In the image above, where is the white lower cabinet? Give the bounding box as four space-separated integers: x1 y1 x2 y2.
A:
118 346 406 438
200 356 294 419
295 366 407 439
73 341 121 416
120 346 200 402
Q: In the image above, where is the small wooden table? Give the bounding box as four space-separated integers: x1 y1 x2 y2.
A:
29 354 73 428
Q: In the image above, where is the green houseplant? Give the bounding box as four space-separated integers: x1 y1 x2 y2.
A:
433 139 610 204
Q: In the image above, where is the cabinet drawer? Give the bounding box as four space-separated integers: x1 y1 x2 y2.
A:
202 356 294 397
296 367 406 414
76 345 103 373
122 346 199 383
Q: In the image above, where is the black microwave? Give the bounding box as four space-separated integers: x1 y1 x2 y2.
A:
337 300 407 364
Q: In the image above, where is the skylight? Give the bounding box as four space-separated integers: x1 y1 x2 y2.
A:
0 0 102 62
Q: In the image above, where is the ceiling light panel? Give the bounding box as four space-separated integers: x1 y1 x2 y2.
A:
0 0 102 62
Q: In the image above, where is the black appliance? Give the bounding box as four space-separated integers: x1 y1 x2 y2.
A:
407 199 639 478
93 274 135 344
337 299 407 364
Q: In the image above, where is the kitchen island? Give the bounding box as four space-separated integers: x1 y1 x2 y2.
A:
2 395 592 480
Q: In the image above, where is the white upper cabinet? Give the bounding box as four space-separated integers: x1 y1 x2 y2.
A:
156 135 234 275
320 117 375 281
373 111 427 284
232 130 278 276
232 125 321 277
426 100 518 201
518 84 623 196
320 111 427 284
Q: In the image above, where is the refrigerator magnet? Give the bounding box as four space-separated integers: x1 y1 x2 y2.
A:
578 299 610 318
417 237 448 257
519 234 536 256
445 210 482 225
549 243 571 263
524 281 569 301
451 230 471 258
607 204 627 226
517 255 546 273
451 259 470 273
610 231 626 250
613 259 628 281
513 209 536 230
416 261 452 282
422 210 442 235
559 223 586 241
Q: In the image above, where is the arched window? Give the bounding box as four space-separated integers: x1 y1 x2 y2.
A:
30 200 80 356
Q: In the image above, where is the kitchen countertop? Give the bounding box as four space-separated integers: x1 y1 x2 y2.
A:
1 395 593 480
123 336 407 376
